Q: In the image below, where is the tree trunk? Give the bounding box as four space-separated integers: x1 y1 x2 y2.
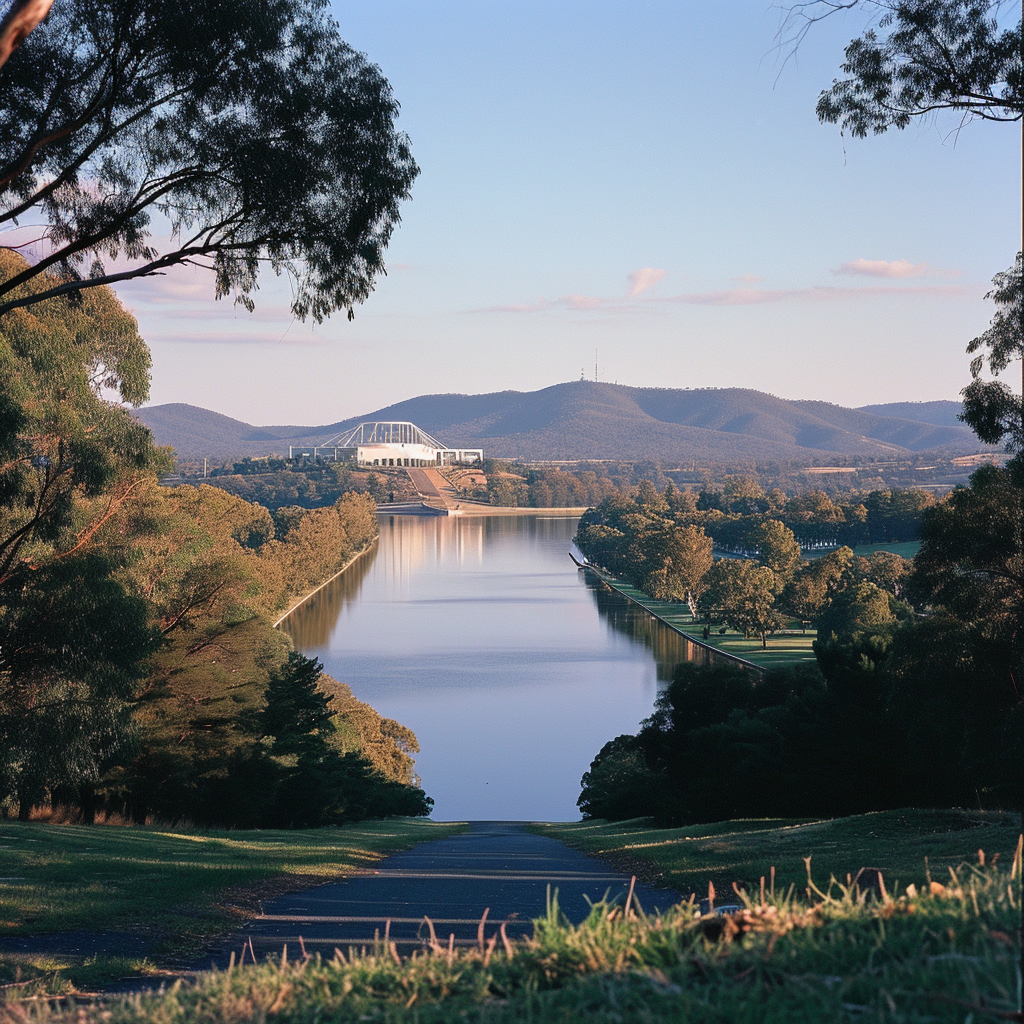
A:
17 798 31 822
79 783 96 825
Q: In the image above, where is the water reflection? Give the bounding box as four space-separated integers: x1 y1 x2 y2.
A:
582 573 716 681
280 514 711 820
284 541 378 649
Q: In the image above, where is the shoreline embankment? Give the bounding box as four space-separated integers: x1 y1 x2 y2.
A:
570 548 817 671
272 537 379 628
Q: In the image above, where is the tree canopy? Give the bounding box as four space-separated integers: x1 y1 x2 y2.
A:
960 252 1024 452
780 1 1022 135
0 0 418 320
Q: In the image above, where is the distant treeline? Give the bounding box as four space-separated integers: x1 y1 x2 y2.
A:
1 253 431 827
483 459 959 514
180 459 420 510
577 462 1023 823
576 487 916 647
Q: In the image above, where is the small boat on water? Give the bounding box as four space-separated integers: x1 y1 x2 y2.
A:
568 541 589 568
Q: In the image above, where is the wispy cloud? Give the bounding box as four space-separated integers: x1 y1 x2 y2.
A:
832 258 959 279
627 267 666 296
662 284 974 305
730 273 763 283
476 280 976 314
479 294 613 314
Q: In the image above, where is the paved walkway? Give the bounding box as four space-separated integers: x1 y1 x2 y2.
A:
203 822 681 967
406 467 454 508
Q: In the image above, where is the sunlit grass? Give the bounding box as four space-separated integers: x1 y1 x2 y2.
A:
4 848 1019 1022
0 818 466 991
534 809 1022 898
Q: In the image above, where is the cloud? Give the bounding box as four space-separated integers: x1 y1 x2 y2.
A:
730 273 763 283
663 284 974 305
478 293 611 314
476 281 977 313
626 267 666 296
141 325 331 346
115 273 213 306
834 258 929 279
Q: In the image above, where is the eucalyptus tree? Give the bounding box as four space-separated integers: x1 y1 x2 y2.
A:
0 252 160 817
961 253 1023 452
779 0 1022 134
0 0 418 321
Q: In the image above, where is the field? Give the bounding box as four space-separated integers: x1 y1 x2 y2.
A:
533 808 1023 900
0 818 465 991
1 821 1018 1022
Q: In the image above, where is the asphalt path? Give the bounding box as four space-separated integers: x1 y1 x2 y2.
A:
204 821 682 967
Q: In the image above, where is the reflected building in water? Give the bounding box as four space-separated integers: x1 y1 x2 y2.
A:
283 512 724 683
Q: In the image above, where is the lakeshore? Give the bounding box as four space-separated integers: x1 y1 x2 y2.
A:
271 537 379 628
576 560 818 670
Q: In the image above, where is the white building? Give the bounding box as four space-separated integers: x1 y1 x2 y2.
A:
290 421 482 467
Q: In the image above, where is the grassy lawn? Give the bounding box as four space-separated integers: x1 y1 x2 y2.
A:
6 838 1019 1022
0 818 464 991
590 570 818 669
851 539 922 558
534 809 1022 900
804 540 923 560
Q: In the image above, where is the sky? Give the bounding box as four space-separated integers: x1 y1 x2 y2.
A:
114 1 1022 425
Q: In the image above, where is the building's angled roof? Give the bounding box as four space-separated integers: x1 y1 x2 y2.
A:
320 421 448 449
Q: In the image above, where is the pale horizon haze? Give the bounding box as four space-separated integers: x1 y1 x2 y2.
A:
114 2 1022 426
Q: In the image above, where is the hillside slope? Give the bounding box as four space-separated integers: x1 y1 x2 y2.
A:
137 383 985 462
856 400 963 428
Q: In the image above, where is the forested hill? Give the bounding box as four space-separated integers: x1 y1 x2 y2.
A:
137 383 982 462
855 400 964 428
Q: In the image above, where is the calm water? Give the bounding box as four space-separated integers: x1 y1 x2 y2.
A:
281 514 714 821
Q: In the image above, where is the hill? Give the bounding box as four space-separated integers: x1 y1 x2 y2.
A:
856 400 964 428
137 383 986 463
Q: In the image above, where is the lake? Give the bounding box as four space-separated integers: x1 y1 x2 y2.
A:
281 513 714 821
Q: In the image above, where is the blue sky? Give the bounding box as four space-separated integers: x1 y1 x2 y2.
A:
120 1 1021 425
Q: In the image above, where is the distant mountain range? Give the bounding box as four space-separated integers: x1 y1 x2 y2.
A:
136 383 981 463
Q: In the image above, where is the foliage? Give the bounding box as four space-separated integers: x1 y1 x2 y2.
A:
576 488 928 652
0 0 417 320
780 545 854 628
246 652 433 828
106 488 430 828
5 845 1020 1020
0 251 163 818
913 461 1022 630
576 735 660 821
701 559 784 648
642 522 713 614
802 0 1023 136
813 579 897 640
578 581 1021 823
201 464 419 511
961 252 1024 452
751 518 801 579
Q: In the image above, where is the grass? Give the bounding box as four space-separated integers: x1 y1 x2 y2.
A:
851 540 922 558
3 845 1019 1022
0 818 465 991
588 569 818 668
803 541 923 560
533 809 1023 900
